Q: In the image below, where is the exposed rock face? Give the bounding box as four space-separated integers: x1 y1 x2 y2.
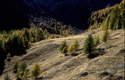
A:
0 0 121 30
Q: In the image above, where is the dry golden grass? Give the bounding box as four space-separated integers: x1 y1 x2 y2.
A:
0 29 124 80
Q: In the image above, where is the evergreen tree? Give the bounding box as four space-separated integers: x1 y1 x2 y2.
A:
102 30 109 42
68 43 75 54
73 40 79 51
31 63 42 79
35 28 44 42
67 40 79 55
83 34 95 56
59 40 68 53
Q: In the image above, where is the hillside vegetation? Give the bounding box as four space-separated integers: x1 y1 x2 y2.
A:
0 26 73 75
0 0 121 30
0 29 124 80
0 0 124 80
89 0 125 30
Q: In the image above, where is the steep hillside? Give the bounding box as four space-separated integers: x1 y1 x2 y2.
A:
89 0 125 30
0 0 124 80
0 29 124 80
0 0 121 30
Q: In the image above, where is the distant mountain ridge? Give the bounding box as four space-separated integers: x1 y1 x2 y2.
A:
0 0 121 30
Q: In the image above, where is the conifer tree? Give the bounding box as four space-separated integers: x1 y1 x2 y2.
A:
68 43 75 54
102 30 109 42
31 63 42 79
83 34 95 56
73 40 79 51
59 40 68 53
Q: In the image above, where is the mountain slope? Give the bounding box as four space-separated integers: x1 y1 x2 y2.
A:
89 0 125 30
0 0 121 30
0 29 124 80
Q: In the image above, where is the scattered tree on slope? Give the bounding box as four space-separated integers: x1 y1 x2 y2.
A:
83 34 95 56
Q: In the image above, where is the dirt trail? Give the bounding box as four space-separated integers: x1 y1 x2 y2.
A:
0 29 124 80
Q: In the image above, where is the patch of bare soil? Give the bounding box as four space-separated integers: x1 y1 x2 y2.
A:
0 29 124 80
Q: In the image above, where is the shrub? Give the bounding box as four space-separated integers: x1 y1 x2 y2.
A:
20 62 27 74
73 40 79 51
68 40 79 54
102 30 109 42
62 47 68 56
22 70 29 80
59 40 68 53
43 29 50 39
15 69 22 80
7 53 11 61
13 62 28 80
68 43 75 54
83 34 95 56
7 53 11 58
4 74 11 80
31 63 42 79
13 61 19 73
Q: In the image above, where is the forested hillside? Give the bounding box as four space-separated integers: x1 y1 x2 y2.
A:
89 0 125 30
0 0 124 80
0 0 121 30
